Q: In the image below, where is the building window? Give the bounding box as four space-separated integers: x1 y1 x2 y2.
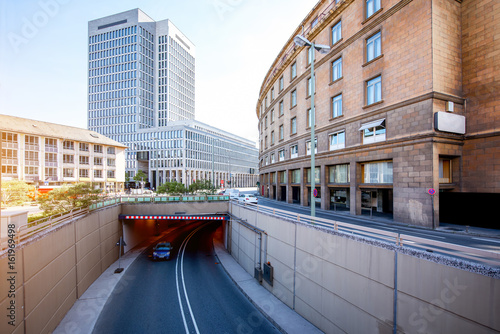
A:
265 116 268 129
25 166 38 175
307 77 313 97
332 21 342 45
362 161 393 184
63 141 74 150
279 76 284 91
306 167 320 184
107 158 116 167
79 169 89 178
107 147 116 155
332 94 342 118
332 57 342 81
278 149 285 161
271 153 275 164
279 100 284 116
265 136 268 149
107 170 115 178
366 31 381 62
291 62 297 80
291 89 297 107
79 143 89 152
279 124 284 140
25 151 38 162
45 168 57 179
63 168 74 178
307 108 315 128
94 169 103 178
366 75 382 105
360 119 386 144
439 158 452 183
2 132 18 144
271 109 275 123
291 117 297 134
94 157 103 166
329 164 350 183
290 144 298 159
79 156 90 165
271 131 275 145
366 0 381 18
271 87 275 101
329 131 345 150
94 144 103 153
291 169 301 183
306 138 317 155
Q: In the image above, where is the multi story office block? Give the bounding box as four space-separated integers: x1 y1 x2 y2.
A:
88 9 195 177
257 0 499 227
88 9 258 188
0 115 126 192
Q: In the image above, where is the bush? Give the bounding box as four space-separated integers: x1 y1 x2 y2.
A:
1 180 34 207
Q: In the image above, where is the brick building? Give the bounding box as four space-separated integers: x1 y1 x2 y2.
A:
257 0 499 227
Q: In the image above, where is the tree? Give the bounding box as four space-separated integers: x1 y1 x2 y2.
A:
189 179 216 194
1 180 34 207
133 170 148 183
37 183 103 215
157 181 186 195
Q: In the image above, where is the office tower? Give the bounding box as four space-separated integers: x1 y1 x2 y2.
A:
88 9 196 177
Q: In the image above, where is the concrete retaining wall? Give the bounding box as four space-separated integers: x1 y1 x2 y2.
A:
229 205 500 333
0 206 121 334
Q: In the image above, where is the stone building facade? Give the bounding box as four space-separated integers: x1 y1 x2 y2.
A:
257 0 499 227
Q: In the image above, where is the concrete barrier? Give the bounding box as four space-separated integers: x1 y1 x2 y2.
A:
228 205 500 333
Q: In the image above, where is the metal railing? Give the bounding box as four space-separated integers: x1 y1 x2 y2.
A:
230 201 500 268
0 195 230 252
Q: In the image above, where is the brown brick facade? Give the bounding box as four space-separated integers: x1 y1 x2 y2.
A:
257 0 499 227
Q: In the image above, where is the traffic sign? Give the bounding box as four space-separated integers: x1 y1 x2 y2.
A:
313 188 318 197
428 188 436 196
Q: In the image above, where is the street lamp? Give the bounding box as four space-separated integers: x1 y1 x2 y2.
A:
294 35 330 217
152 136 159 191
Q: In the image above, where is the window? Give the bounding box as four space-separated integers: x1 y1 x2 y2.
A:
279 149 285 162
271 131 275 145
366 0 381 18
332 57 342 81
45 168 57 178
107 158 116 167
271 153 275 164
291 89 297 107
265 136 268 149
362 161 393 184
63 155 74 164
107 147 116 154
307 77 313 97
63 168 74 178
306 138 318 155
2 132 18 144
107 170 115 178
94 170 103 178
63 141 74 150
79 169 89 178
307 46 313 65
271 87 275 101
94 145 103 153
306 167 320 183
290 144 298 158
25 151 38 162
291 169 301 183
279 125 284 140
360 119 386 144
271 109 275 123
45 153 57 163
291 117 297 134
79 143 89 152
265 116 268 128
307 108 315 128
330 131 345 150
94 157 103 166
279 100 284 116
79 156 90 165
25 166 38 175
439 158 452 183
332 94 342 118
279 76 284 91
291 62 297 80
332 21 342 45
366 31 381 62
366 75 382 105
329 164 350 183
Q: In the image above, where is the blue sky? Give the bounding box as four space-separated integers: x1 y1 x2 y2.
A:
0 0 318 143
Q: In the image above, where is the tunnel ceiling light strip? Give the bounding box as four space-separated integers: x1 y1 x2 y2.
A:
121 215 226 220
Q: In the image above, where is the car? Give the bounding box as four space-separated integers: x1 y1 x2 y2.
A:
152 242 173 260
228 189 240 200
238 194 258 204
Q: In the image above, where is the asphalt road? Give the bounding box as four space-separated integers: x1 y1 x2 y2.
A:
92 221 280 334
250 195 500 268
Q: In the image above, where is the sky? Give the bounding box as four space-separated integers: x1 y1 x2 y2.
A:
0 0 319 145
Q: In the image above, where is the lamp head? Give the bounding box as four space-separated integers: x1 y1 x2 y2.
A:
293 35 311 47
314 44 331 54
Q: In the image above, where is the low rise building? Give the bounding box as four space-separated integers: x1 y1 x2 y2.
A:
0 115 127 193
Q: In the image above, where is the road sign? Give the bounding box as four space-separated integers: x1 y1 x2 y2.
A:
313 188 318 197
428 188 436 196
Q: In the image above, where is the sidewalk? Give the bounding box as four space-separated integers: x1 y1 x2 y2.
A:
212 239 322 334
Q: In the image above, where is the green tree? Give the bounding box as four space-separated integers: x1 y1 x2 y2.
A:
37 183 103 215
133 170 148 183
189 179 216 194
157 181 186 195
1 180 34 207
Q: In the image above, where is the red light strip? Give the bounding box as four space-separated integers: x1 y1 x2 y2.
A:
123 215 225 220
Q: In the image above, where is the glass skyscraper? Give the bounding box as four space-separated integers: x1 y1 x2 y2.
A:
88 9 195 178
88 9 258 188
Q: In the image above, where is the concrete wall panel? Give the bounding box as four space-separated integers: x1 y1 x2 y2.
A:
75 229 100 263
0 286 24 334
75 215 99 241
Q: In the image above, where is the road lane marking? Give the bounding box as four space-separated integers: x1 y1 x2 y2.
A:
472 237 500 244
176 225 204 334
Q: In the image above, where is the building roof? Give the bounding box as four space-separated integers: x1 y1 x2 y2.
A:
0 114 127 148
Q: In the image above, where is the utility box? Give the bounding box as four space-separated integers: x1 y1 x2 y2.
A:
263 262 273 286
254 267 262 283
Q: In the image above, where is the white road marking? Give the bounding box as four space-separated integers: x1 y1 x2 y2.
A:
472 237 500 244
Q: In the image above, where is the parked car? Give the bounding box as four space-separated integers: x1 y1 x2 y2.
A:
228 189 240 200
152 242 173 260
238 194 258 204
